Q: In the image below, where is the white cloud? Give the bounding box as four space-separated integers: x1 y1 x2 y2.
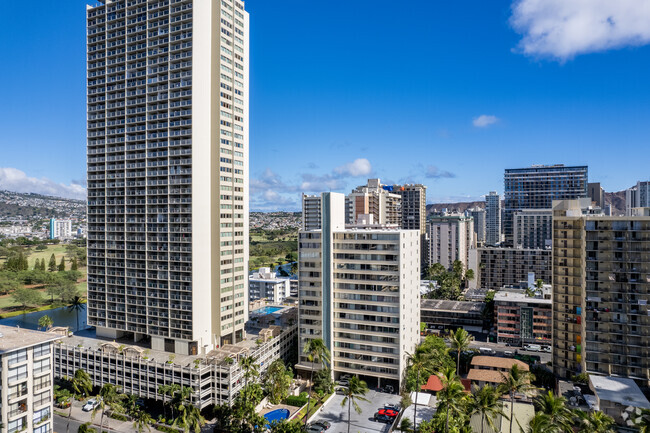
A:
425 165 456 179
0 167 86 200
472 115 500 128
334 158 372 177
511 0 650 60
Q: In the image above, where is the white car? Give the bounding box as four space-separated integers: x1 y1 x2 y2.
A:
82 398 100 412
523 344 541 352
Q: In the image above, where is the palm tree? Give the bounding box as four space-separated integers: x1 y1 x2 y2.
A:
173 387 205 433
405 350 430 432
132 408 153 432
437 367 467 433
534 391 573 432
469 385 507 433
340 376 370 433
38 314 53 331
302 338 330 426
520 413 558 433
447 327 474 374
158 384 171 419
576 410 616 433
634 408 650 433
69 370 93 433
67 295 86 332
91 384 124 432
498 364 536 433
239 356 259 408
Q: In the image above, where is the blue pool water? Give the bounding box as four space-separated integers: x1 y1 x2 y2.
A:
251 306 283 315
264 408 290 427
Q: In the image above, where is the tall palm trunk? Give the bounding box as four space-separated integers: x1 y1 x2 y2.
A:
457 349 461 374
509 392 515 433
66 401 73 433
305 365 314 426
413 368 419 432
100 408 105 433
481 412 486 433
347 396 352 433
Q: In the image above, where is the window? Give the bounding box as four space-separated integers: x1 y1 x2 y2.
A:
8 365 28 382
34 343 50 358
7 349 27 365
8 418 25 433
33 407 50 425
34 358 51 375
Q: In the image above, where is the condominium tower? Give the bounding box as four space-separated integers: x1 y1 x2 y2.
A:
468 207 486 245
504 165 588 245
346 179 401 226
393 183 427 234
485 191 501 246
425 214 474 270
552 200 650 385
297 192 420 389
86 0 249 354
626 181 650 216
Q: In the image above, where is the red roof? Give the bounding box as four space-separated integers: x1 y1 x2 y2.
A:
421 374 443 392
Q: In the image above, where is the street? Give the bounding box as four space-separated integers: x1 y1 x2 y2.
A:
468 340 551 364
54 414 84 433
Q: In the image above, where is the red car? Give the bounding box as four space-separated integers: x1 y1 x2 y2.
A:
377 409 398 418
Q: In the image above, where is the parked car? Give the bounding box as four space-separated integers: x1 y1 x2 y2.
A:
384 403 400 412
523 344 542 352
479 347 496 355
311 421 331 430
374 413 393 424
335 386 346 395
377 408 398 418
306 426 325 433
384 385 395 394
541 346 551 353
504 351 514 357
82 398 100 412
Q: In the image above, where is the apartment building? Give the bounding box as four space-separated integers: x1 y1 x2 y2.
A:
248 267 291 304
393 184 427 234
468 208 486 245
420 299 485 333
485 191 501 246
425 214 474 270
346 179 401 226
302 194 322 230
552 200 650 384
494 289 552 346
86 0 250 354
513 209 553 249
0 326 58 433
49 218 73 240
476 247 552 291
297 192 420 389
588 182 604 208
504 165 588 245
626 181 650 215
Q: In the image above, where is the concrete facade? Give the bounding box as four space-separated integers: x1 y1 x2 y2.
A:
248 267 291 304
477 247 552 291
298 192 420 389
485 192 501 246
86 0 250 354
425 214 474 271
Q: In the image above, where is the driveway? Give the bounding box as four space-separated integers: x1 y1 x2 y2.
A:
310 390 401 433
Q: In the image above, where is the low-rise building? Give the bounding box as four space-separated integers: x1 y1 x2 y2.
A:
420 299 485 333
248 268 291 304
54 311 298 409
467 356 529 387
0 325 58 433
589 375 650 426
494 289 552 346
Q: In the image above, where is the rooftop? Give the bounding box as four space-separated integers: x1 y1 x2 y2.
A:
421 375 443 392
0 325 59 353
589 376 650 409
471 356 530 371
420 299 485 314
467 369 508 384
494 291 551 305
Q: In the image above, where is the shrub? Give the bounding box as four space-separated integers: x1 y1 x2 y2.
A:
285 395 308 407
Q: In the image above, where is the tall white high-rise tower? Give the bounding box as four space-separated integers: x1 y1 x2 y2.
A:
86 0 249 354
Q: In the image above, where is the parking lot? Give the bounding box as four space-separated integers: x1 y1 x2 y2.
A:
310 389 401 433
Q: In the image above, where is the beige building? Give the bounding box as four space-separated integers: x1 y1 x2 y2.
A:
346 179 401 226
393 184 427 234
425 214 474 270
0 326 58 433
302 194 322 231
86 0 250 354
298 192 420 389
513 209 553 250
552 199 650 384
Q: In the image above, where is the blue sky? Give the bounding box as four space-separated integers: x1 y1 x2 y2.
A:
0 1 649 210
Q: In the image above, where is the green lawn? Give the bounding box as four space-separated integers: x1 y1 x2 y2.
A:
27 245 70 269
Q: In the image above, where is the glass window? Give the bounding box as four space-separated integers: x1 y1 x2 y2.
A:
7 349 27 365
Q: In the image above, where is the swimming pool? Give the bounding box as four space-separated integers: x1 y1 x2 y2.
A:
264 408 290 428
251 306 283 315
